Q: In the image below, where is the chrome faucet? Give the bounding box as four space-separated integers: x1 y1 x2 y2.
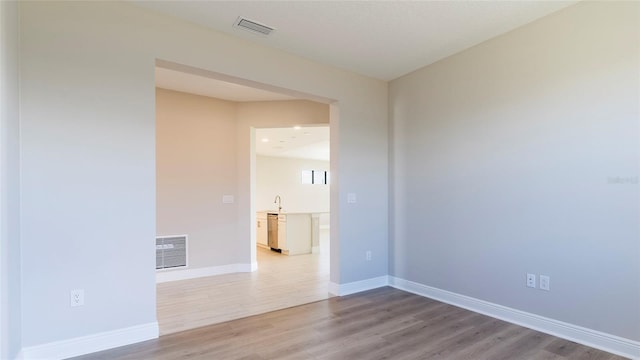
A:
274 195 282 213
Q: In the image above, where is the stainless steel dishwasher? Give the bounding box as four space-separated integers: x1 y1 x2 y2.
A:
267 213 280 251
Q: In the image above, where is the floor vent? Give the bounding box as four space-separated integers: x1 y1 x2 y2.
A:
233 16 275 36
156 235 187 270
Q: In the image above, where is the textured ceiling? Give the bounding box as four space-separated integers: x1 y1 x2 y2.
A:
135 1 576 81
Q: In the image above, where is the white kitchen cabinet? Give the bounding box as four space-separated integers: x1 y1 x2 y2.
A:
277 214 287 252
278 213 311 255
256 212 268 248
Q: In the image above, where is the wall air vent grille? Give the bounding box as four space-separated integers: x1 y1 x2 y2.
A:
234 17 275 36
156 235 187 270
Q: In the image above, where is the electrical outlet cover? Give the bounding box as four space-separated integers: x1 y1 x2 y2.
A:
526 273 536 288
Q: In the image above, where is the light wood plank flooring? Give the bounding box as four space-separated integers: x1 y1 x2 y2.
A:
73 287 628 360
157 235 330 335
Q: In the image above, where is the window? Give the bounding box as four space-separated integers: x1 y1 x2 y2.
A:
301 170 328 185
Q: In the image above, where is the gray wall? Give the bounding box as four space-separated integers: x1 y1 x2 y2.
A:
19 1 387 348
390 1 639 341
0 1 22 358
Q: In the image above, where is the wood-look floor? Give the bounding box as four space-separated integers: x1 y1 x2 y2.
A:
73 287 628 360
157 235 330 335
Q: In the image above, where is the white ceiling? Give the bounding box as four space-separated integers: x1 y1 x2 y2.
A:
256 126 329 162
136 1 576 81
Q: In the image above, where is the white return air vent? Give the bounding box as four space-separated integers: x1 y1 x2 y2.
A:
156 235 187 270
233 16 275 36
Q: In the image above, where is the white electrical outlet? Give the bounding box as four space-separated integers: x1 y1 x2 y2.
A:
540 275 550 291
347 193 357 204
526 273 536 288
70 289 85 307
365 250 372 261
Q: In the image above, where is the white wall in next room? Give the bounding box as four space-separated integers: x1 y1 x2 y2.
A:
256 155 329 226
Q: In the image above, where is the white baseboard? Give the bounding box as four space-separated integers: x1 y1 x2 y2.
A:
389 276 640 360
329 275 389 296
156 263 256 283
19 322 158 360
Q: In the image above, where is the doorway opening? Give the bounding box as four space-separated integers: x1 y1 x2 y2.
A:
154 60 337 335
253 125 331 317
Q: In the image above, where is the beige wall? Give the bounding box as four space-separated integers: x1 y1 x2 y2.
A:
156 89 330 271
156 88 238 269
238 100 330 125
390 1 639 342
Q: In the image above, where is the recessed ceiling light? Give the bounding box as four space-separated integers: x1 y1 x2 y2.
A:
293 126 301 130
261 138 269 142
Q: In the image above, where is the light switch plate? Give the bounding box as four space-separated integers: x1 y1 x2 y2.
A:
540 275 550 291
222 195 234 204
347 193 357 204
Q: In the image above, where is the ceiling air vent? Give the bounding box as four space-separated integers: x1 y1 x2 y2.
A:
233 16 275 36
